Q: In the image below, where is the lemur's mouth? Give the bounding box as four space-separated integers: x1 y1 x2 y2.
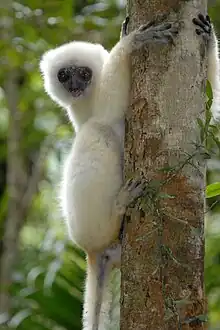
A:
70 87 84 98
57 66 92 98
69 80 91 98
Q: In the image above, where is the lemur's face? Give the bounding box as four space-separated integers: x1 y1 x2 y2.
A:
57 66 92 98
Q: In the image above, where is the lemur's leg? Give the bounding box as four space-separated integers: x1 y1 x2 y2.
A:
92 244 121 330
92 178 146 330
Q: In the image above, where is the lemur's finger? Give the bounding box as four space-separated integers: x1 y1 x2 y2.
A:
198 13 210 27
162 31 176 45
192 14 211 35
155 22 172 31
170 26 179 35
193 18 208 31
125 15 129 24
138 20 156 32
206 15 211 23
195 28 202 35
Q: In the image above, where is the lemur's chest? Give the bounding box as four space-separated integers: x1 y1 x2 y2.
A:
69 120 123 171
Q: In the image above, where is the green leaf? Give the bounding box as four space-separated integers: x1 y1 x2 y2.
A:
206 80 213 101
205 107 212 128
206 98 213 111
197 118 205 142
158 166 173 173
212 135 220 151
197 118 204 129
158 193 176 199
206 182 220 198
197 314 208 322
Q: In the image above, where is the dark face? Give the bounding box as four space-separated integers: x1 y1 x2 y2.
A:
57 66 92 98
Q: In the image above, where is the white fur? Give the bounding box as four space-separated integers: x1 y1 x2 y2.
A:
40 42 109 132
40 22 220 330
61 120 123 252
39 33 134 252
208 27 220 120
40 32 133 330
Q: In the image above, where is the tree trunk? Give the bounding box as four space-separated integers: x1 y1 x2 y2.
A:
121 1 207 329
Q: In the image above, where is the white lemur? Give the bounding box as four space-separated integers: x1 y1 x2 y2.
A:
40 13 220 330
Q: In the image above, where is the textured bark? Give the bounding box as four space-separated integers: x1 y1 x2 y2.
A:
121 1 207 329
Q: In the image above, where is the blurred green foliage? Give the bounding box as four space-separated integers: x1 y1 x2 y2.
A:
0 0 220 329
0 1 124 329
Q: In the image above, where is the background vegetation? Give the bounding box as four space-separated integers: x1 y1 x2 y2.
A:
0 0 220 329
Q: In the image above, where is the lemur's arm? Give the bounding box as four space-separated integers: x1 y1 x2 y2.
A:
193 14 220 120
95 19 179 124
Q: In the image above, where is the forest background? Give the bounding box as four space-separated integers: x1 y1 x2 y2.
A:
0 0 220 329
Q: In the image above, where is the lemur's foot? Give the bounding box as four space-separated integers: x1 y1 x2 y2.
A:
120 16 129 38
192 14 211 41
134 21 179 46
115 177 146 217
101 243 121 267
93 244 121 330
116 178 146 243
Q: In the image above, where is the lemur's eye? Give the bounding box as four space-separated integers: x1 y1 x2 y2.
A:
78 67 92 82
57 68 70 83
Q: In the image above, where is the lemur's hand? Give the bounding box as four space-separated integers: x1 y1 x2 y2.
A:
133 20 179 47
192 14 211 42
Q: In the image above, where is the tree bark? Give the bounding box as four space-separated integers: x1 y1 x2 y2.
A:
121 1 207 329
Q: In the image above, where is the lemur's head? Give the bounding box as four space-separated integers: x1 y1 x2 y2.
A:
40 41 108 108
